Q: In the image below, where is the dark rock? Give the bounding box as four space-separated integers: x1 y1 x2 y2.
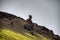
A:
24 25 33 31
0 11 17 20
0 11 60 40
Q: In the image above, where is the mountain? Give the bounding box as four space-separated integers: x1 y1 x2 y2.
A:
0 11 60 40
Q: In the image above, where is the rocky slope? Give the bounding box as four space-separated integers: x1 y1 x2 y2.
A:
0 11 60 40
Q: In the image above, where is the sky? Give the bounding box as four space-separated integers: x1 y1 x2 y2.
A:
0 0 60 36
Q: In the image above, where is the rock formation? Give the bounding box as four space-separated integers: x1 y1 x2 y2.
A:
0 11 60 40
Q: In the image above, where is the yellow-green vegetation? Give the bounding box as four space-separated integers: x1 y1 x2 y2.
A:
0 29 51 40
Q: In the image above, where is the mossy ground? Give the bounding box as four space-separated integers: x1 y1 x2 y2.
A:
0 29 51 40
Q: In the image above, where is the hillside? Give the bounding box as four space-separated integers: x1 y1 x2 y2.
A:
0 11 60 40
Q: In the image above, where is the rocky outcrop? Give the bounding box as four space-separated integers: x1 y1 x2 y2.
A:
0 11 60 40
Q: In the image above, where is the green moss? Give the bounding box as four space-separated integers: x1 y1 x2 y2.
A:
0 29 51 40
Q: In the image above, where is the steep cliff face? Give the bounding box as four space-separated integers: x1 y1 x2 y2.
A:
0 11 60 40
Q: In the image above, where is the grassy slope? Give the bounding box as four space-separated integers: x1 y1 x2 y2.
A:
0 29 51 40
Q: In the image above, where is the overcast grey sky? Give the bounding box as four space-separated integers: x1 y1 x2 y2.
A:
0 0 60 36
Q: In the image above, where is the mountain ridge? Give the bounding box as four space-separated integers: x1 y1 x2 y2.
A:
0 11 60 40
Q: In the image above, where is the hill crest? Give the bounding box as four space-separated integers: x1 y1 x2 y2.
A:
0 11 60 40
